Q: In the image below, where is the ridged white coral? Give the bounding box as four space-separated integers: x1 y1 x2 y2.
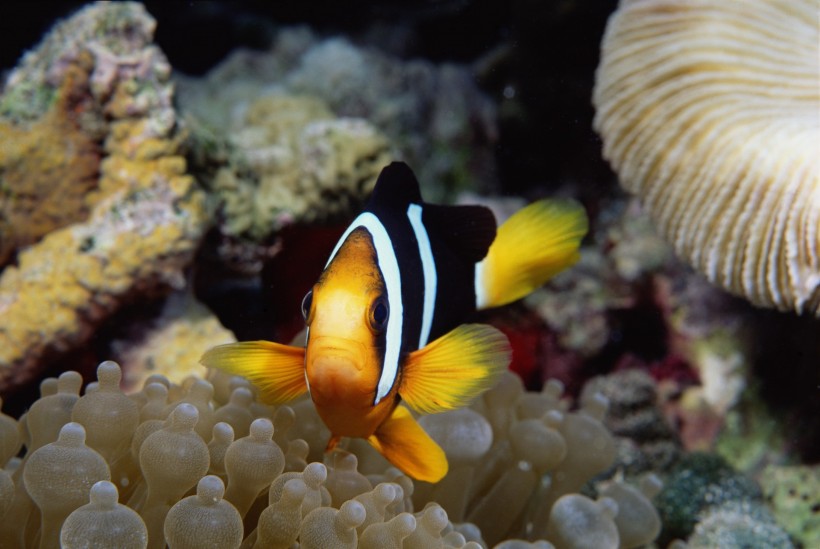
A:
593 0 820 315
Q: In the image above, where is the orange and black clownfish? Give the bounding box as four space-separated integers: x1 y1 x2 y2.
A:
201 161 587 482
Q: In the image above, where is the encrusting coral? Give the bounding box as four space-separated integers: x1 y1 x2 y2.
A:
653 452 792 547
759 464 820 548
201 93 392 242
0 2 208 393
175 26 499 204
0 361 664 548
593 0 820 315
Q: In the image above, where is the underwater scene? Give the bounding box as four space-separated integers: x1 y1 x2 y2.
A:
0 1 817 547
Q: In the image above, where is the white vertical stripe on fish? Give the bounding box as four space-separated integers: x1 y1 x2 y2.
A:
474 258 488 309
407 203 437 348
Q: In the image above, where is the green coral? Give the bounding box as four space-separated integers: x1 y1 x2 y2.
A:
760 465 820 548
654 452 763 545
0 79 56 121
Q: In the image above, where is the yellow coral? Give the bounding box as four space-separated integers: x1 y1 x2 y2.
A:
0 3 208 393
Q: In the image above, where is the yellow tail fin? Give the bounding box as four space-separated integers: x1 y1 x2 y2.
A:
367 405 448 483
200 341 307 404
476 198 588 309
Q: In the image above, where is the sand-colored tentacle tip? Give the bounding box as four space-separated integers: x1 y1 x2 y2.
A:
207 421 235 477
254 477 308 549
299 499 366 549
267 460 331 518
599 476 662 548
26 370 83 453
166 379 216 440
509 416 567 474
359 511 416 549
164 475 243 549
139 403 210 507
593 0 820 315
23 422 111 549
418 408 493 466
325 450 373 507
72 360 140 464
272 404 296 448
404 503 449 549
139 382 169 422
285 438 310 472
223 417 284 517
61 480 148 549
213 387 255 438
545 494 620 549
354 482 397 535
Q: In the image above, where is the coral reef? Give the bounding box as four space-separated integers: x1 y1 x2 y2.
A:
0 2 813 547
175 26 499 204
593 0 820 315
0 362 662 548
200 93 391 242
759 464 820 548
653 452 792 547
0 2 208 393
581 369 682 475
0 72 100 266
525 198 675 361
110 290 237 391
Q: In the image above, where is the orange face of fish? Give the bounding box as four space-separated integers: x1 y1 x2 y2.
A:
303 228 397 441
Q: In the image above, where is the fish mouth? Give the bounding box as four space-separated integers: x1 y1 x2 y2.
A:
307 336 367 372
306 336 372 405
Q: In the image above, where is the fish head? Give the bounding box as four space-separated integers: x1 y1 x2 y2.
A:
302 227 391 412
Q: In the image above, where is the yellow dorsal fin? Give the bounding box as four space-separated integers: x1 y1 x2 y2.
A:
477 198 588 309
400 324 510 415
200 341 307 404
367 404 448 483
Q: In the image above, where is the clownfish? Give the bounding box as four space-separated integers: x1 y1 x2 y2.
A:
201 162 587 482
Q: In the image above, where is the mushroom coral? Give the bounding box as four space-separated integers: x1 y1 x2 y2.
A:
593 0 820 315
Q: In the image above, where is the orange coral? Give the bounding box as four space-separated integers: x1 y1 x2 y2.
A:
0 62 101 266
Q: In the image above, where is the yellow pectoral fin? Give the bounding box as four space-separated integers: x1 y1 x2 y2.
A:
200 341 307 404
367 405 448 483
478 198 588 309
400 323 511 415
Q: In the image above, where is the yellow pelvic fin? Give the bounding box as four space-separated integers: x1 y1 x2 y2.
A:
367 405 448 483
200 341 307 404
400 323 510 415
477 198 588 309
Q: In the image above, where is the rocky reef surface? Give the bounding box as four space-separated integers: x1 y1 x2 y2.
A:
0 2 817 547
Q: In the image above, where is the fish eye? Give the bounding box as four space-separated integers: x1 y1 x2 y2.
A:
369 297 389 332
301 289 313 321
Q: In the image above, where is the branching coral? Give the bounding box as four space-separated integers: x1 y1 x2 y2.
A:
0 362 663 548
593 0 820 315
